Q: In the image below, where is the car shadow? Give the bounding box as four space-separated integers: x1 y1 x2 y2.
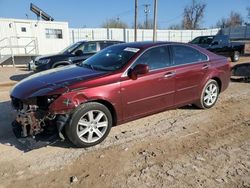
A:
0 100 26 150
179 104 200 110
9 72 33 82
0 100 75 152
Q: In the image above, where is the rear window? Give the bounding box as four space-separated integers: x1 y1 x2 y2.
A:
172 45 208 65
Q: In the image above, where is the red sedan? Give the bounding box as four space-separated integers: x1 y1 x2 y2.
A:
11 42 231 147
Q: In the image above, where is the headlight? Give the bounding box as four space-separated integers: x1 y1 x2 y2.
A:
38 59 50 64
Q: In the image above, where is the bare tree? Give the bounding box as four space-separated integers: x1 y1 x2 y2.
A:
216 11 243 28
227 11 243 27
101 18 128 28
216 18 227 28
182 0 206 29
168 24 182 30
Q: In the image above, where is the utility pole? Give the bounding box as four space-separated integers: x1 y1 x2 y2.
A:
143 4 151 29
153 0 158 41
134 0 138 41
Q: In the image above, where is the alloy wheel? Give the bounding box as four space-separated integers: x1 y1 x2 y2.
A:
76 110 108 143
203 83 218 106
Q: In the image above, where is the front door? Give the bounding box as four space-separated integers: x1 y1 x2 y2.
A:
121 46 175 121
14 22 34 55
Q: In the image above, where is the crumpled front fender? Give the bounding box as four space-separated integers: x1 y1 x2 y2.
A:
49 91 88 114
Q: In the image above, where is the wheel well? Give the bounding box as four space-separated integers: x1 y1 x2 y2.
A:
53 61 70 68
211 77 222 93
91 99 117 127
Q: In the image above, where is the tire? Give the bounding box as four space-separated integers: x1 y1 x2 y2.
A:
65 102 112 148
231 51 240 62
195 79 219 109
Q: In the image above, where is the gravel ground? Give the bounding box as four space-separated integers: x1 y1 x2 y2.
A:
0 58 249 188
0 65 32 84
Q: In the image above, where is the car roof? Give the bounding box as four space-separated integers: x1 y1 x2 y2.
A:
195 35 227 38
111 41 187 49
78 40 124 43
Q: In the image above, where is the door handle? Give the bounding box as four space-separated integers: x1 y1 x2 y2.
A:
164 71 176 78
202 64 210 70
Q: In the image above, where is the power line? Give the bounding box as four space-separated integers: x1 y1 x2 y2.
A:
115 4 144 19
158 13 184 24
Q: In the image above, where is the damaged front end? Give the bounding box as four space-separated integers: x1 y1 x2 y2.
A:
11 95 69 141
9 64 103 149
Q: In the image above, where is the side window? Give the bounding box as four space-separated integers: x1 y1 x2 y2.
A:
45 29 63 39
83 43 97 53
132 46 171 70
214 36 228 44
100 42 112 50
220 36 229 44
75 42 97 54
172 45 207 65
191 37 200 44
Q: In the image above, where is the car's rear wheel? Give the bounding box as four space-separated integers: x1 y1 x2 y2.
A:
65 102 112 148
195 79 219 109
231 51 240 62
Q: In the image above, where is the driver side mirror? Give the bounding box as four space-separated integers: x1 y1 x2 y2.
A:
128 64 149 80
75 50 83 56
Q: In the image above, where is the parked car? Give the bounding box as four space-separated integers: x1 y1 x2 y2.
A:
189 35 245 62
11 42 231 148
30 40 124 72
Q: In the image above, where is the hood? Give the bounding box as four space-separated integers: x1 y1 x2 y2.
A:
36 53 73 61
11 65 107 99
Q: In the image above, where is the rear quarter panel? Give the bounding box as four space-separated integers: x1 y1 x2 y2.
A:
200 54 231 92
192 46 231 97
209 56 231 92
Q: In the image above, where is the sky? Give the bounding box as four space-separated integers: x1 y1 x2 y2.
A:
0 0 249 28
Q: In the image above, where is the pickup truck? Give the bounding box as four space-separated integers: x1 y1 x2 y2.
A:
189 35 245 62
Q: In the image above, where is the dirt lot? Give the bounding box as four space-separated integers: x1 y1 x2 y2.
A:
0 58 250 188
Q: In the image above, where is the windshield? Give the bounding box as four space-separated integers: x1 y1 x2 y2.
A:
80 45 140 71
60 42 83 54
190 36 214 45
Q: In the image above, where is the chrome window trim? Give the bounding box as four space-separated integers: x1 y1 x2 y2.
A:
121 43 209 78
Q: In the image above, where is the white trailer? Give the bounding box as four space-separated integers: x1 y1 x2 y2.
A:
0 18 69 65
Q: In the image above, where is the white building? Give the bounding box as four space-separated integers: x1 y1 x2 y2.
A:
0 18 69 65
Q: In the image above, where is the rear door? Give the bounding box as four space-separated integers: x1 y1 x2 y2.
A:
170 45 210 105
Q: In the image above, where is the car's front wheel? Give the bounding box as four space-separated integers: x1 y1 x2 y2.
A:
196 79 219 109
66 102 112 148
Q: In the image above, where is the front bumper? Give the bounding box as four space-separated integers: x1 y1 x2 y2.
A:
30 61 51 72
